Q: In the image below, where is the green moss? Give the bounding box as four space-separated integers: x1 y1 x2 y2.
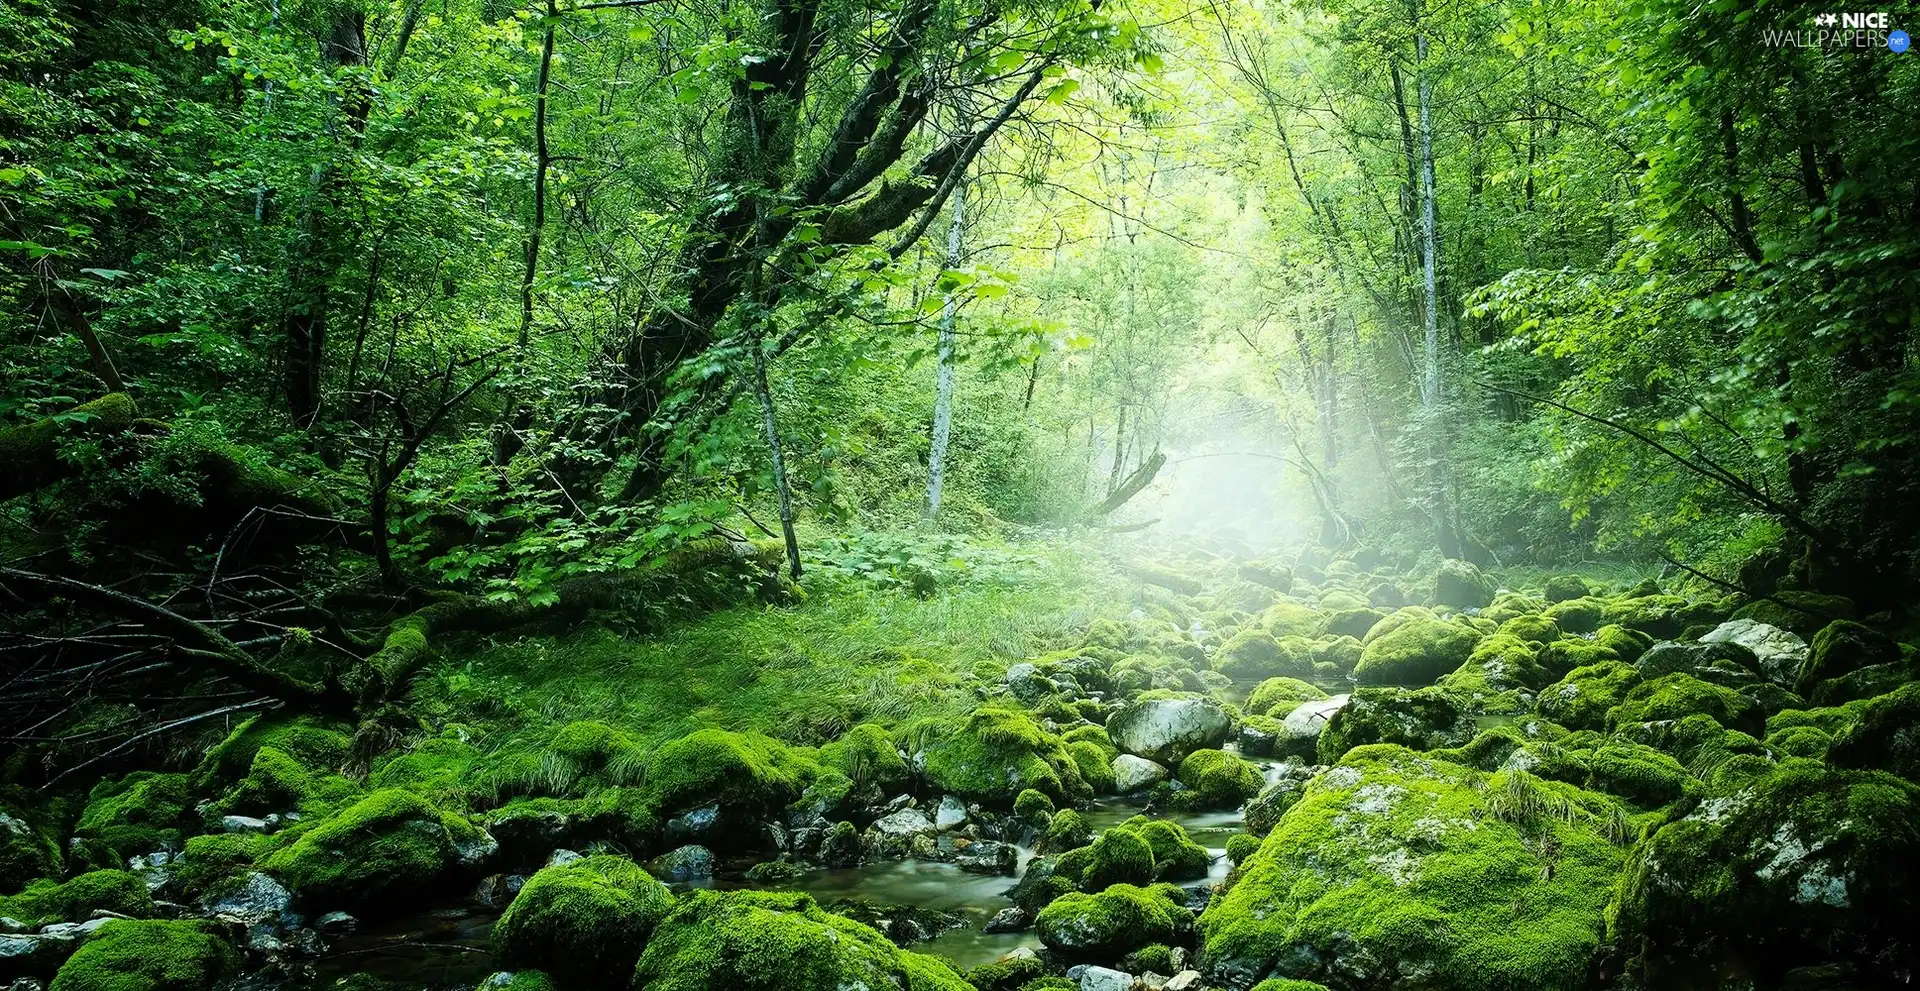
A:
1014 789 1056 822
1117 818 1212 880
1731 592 1858 638
369 733 483 807
818 723 910 797
1318 687 1472 763
1543 575 1590 603
1259 601 1322 638
1764 724 1834 760
215 745 362 817
1607 673 1762 736
492 854 673 988
1245 677 1327 717
1495 614 1560 644
964 952 1049 991
1226 832 1261 864
195 716 351 790
631 889 966 991
1199 747 1627 991
168 832 272 902
1320 607 1387 641
0 803 60 895
1590 624 1653 663
1213 628 1314 682
1066 741 1117 795
477 974 559 991
1583 742 1694 808
48 919 237 991
1352 619 1482 686
0 869 153 926
1796 620 1900 695
1534 661 1642 731
1439 634 1549 698
1827 681 1920 780
917 707 1088 806
1542 597 1605 634
1613 761 1919 976
1078 827 1155 890
1431 559 1495 608
74 772 194 863
262 788 491 912
1034 882 1187 958
1037 809 1094 854
646 729 812 817
1176 749 1263 808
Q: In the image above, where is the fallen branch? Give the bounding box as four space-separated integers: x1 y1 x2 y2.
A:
1083 451 1166 521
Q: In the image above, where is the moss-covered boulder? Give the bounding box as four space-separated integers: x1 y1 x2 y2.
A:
1606 673 1763 737
1199 747 1627 990
917 707 1089 806
1601 594 1708 640
1074 827 1157 890
1534 661 1642 731
1035 882 1190 960
262 788 495 912
1351 619 1481 686
1431 559 1495 609
1589 624 1653 664
1826 682 1920 780
1613 761 1920 978
630 889 971 991
194 715 351 790
47 920 238 991
1319 607 1387 641
213 745 361 819
1245 677 1327 718
72 772 193 867
647 729 813 821
1175 749 1263 809
1213 629 1315 682
1543 575 1590 604
1795 620 1901 696
1542 597 1605 634
1317 687 1473 764
1437 634 1550 698
491 854 673 988
0 869 152 927
1581 741 1695 808
1107 694 1231 765
0 803 59 895
1112 818 1212 880
1731 591 1858 639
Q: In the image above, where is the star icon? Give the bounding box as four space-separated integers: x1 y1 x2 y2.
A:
1815 12 1837 25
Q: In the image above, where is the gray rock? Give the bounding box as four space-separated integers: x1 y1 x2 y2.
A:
451 826 500 867
1636 640 1758 680
315 911 357 935
984 906 1030 933
667 803 722 844
7 977 46 991
1111 754 1170 793
1275 694 1349 761
1165 970 1204 991
1701 619 1810 686
0 933 70 974
863 808 937 860
220 815 270 833
953 840 1017 876
649 845 714 881
203 872 295 928
545 848 583 868
820 823 860 868
1078 966 1133 991
1007 662 1055 704
1108 696 1231 763
472 873 525 909
934 795 969 832
34 918 112 940
0 919 25 935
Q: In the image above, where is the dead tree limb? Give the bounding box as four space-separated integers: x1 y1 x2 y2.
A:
1082 450 1166 521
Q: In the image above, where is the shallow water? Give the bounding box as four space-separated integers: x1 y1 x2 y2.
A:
297 905 499 991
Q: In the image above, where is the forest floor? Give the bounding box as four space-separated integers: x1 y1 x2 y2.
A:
3 536 1916 991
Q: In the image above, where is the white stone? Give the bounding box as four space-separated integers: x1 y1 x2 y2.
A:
935 795 969 831
1166 971 1205 991
1701 619 1809 685
1109 697 1231 763
1079 966 1133 991
1111 754 1170 793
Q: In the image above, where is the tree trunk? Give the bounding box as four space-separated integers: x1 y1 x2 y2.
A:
1415 20 1461 559
518 0 557 348
924 181 966 521
750 335 801 580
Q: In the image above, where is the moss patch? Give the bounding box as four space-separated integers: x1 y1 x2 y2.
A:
48 919 238 991
492 854 673 988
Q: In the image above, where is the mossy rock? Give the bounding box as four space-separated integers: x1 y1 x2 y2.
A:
1826 682 1920 780
1437 634 1549 697
1067 741 1118 795
214 745 362 818
48 919 238 991
369 733 483 807
1543 575 1590 604
1251 981 1334 991
820 724 910 795
0 802 60 895
1606 673 1763 737
0 869 153 926
1259 601 1322 639
1225 833 1261 865
492 854 673 988
1583 741 1695 808
1105 694 1232 765
1431 559 1495 609
1481 591 1547 626
1352 619 1481 686
631 889 971 991
1076 827 1156 890
1542 597 1605 634
1590 624 1654 664
1199 747 1627 991
1176 749 1263 809
262 788 494 912
1037 809 1094 855
1613 760 1920 978
1809 661 1917 707
194 715 352 791
1318 687 1474 764
647 729 813 819
1245 677 1327 718
1035 882 1189 959
167 832 272 903
1112 817 1212 880
964 953 1049 991
917 707 1088 806
1731 592 1858 639
475 974 559 991
1360 606 1439 643
1212 629 1314 682
1795 620 1901 696
1495 614 1560 644
1319 607 1386 641
1601 594 1714 640
1535 661 1643 731
72 772 194 868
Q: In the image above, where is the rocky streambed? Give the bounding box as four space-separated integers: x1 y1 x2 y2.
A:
5 552 1919 991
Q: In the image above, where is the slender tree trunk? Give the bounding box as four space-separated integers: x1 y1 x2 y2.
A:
750 335 801 579
519 0 557 348
1107 402 1129 496
924 182 966 521
1415 20 1461 559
